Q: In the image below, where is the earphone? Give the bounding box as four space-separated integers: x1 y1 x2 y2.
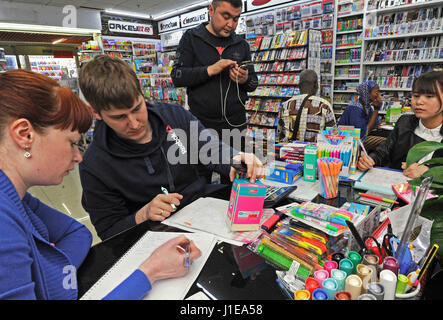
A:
220 66 258 128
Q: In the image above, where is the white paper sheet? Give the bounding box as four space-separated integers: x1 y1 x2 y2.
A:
80 232 217 300
162 197 273 246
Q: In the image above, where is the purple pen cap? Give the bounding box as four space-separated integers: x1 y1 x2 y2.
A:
383 256 399 275
312 288 329 300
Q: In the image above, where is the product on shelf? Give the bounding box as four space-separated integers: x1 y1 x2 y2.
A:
365 5 443 38
0 48 6 73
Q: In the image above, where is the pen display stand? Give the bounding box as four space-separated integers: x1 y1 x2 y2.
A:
316 126 360 179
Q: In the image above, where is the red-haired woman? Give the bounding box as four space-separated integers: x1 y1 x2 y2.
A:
0 70 200 300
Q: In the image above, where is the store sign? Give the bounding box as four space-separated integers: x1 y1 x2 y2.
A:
158 16 180 33
108 20 153 35
180 8 208 28
246 0 292 11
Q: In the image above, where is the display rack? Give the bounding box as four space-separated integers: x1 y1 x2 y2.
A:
362 0 443 110
141 73 186 106
132 41 159 78
29 55 77 81
243 0 327 157
331 0 364 117
102 37 133 62
0 48 6 73
77 40 103 65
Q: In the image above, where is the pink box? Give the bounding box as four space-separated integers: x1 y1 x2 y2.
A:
226 178 267 231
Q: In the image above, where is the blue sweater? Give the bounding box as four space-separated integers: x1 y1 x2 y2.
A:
0 170 151 300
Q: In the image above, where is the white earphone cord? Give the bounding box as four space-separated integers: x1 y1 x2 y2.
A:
220 69 258 128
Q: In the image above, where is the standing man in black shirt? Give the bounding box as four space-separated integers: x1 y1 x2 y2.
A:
171 0 258 182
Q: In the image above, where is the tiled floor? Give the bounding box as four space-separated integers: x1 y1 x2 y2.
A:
29 164 101 246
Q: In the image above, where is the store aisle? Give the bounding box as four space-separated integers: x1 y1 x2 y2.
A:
29 164 101 246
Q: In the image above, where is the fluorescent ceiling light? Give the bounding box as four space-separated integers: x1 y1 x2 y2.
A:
0 22 101 35
153 0 211 21
104 9 152 20
52 38 66 44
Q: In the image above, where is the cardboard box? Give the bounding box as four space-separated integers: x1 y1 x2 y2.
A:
226 179 267 231
303 144 318 182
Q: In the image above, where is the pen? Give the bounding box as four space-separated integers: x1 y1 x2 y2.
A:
176 241 190 268
161 186 177 210
416 244 439 284
358 192 399 205
358 139 369 158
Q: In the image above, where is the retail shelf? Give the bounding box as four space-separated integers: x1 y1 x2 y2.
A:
334 76 360 80
334 89 356 93
379 87 412 92
366 0 443 15
335 61 361 66
337 11 364 18
335 45 362 50
336 29 363 35
365 30 443 41
363 59 443 66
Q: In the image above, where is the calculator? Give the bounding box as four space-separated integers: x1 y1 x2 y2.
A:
263 185 298 208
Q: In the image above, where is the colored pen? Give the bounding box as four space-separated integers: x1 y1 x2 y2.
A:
292 212 343 232
358 139 369 158
161 186 177 210
417 244 439 284
359 192 399 205
176 241 190 268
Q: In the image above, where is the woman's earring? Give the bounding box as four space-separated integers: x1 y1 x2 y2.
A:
24 146 31 159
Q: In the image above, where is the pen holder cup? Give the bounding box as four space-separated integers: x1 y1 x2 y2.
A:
318 169 339 199
395 283 420 300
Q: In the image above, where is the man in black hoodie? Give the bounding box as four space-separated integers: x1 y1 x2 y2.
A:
78 55 264 240
171 0 258 183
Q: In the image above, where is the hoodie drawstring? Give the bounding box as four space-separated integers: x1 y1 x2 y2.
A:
160 146 175 192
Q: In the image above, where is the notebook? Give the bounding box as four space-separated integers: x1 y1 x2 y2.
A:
80 232 217 300
353 167 408 196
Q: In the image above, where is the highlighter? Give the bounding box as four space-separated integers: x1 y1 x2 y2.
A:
358 293 377 300
322 278 338 300
335 290 352 300
396 274 408 294
347 251 362 274
339 258 354 277
356 264 373 293
363 254 379 282
367 282 385 300
314 270 329 284
312 288 329 300
331 269 347 291
345 274 362 300
379 269 397 300
324 260 338 277
331 251 345 265
305 277 321 296
383 256 399 275
294 290 311 300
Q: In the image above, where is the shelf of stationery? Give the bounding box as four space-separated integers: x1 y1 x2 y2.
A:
140 73 186 106
361 0 443 102
366 0 443 14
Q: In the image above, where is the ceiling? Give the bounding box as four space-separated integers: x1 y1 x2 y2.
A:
7 0 210 19
0 31 92 45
